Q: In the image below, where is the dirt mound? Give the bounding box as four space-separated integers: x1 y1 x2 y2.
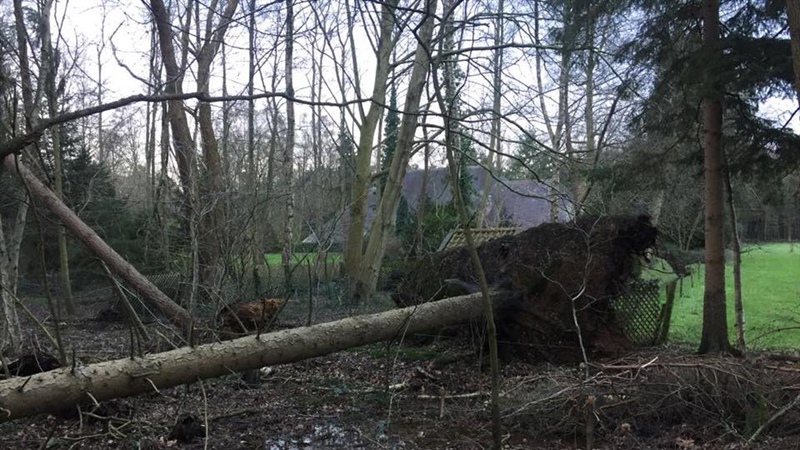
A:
390 215 658 361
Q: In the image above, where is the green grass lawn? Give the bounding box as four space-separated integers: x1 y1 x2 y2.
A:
650 243 799 350
263 252 342 265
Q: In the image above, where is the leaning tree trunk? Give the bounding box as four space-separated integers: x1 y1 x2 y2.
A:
2 156 193 329
0 291 512 422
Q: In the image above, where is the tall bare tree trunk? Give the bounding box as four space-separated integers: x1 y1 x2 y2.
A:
574 12 597 215
342 0 397 287
535 0 575 222
196 0 239 289
723 153 745 350
150 0 198 244
247 0 261 289
96 18 106 164
264 52 281 251
1 0 41 355
356 0 437 301
0 206 24 354
41 0 74 315
156 103 171 271
282 0 296 286
476 0 504 227
409 125 431 258
144 50 156 212
698 0 733 355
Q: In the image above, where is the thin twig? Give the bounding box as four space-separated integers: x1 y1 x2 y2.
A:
2 284 59 349
748 394 800 444
199 378 210 450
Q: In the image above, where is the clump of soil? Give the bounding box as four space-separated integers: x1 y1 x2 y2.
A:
390 215 658 362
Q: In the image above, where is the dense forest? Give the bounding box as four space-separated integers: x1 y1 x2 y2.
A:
0 0 798 448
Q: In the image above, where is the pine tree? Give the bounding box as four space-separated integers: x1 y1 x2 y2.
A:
622 0 799 354
380 86 399 192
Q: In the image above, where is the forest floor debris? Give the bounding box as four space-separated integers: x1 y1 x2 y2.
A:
1 293 799 449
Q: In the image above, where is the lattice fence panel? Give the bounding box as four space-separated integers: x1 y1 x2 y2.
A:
611 279 665 347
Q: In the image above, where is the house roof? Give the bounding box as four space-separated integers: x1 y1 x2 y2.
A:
437 227 521 252
302 165 572 245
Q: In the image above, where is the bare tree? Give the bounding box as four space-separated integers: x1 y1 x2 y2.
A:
476 0 505 227
355 0 439 301
282 0 296 285
430 1 502 445
0 0 44 354
342 0 398 295
196 0 239 288
40 0 75 315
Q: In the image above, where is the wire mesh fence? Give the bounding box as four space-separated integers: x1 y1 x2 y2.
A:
22 262 676 348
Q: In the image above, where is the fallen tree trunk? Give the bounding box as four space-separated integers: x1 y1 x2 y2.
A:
2 156 192 329
0 290 511 422
390 215 658 362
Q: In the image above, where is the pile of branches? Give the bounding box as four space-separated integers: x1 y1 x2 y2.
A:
390 215 658 361
502 352 800 447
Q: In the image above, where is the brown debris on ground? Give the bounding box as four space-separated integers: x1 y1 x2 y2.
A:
1 293 799 449
390 215 658 362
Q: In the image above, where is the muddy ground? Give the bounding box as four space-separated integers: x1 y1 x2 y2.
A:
1 290 799 450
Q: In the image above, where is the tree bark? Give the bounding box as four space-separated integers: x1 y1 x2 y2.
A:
786 0 800 109
282 0 296 286
0 211 23 354
0 291 512 422
156 103 171 271
698 0 732 354
574 10 597 215
2 156 193 329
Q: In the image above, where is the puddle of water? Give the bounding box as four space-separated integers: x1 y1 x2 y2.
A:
263 423 369 449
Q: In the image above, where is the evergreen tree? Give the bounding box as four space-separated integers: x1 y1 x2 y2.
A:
380 86 399 192
439 7 476 212
54 125 159 276
621 0 799 354
625 0 799 177
506 131 555 180
337 122 355 203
